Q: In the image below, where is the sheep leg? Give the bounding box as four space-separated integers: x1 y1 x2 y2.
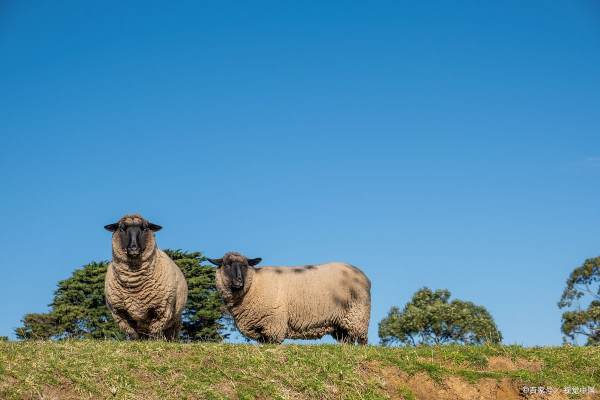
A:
146 306 175 340
257 335 284 344
348 327 369 345
147 319 167 340
334 326 369 345
339 303 370 345
163 320 181 341
257 323 286 344
332 327 352 344
113 311 139 340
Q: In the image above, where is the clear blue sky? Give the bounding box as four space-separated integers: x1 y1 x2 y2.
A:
1 1 599 345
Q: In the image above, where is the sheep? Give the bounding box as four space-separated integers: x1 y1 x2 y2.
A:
207 252 371 344
103 214 188 340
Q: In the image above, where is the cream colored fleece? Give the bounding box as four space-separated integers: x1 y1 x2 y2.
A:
105 218 187 340
217 259 370 344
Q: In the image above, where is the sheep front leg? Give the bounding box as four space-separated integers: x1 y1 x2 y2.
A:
258 318 287 344
147 318 167 339
163 320 181 341
112 311 139 340
148 307 174 339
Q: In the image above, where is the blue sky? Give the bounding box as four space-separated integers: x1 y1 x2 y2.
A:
1 1 599 345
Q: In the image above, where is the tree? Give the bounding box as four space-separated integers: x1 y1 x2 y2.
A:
558 256 600 345
15 262 120 340
15 250 229 341
378 287 502 346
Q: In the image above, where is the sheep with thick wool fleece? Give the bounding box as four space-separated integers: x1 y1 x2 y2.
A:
104 214 188 340
208 252 371 344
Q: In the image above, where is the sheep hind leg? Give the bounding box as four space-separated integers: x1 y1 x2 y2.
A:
333 328 368 345
332 327 352 344
344 325 369 345
340 304 370 345
357 335 368 345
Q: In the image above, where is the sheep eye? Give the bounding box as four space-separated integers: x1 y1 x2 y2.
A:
119 226 126 232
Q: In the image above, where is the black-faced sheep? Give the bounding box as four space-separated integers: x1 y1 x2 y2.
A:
207 252 371 344
104 214 188 340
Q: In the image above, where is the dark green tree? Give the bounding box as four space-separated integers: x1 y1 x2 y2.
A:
15 262 119 340
558 256 600 345
378 287 502 346
15 250 229 341
14 313 59 340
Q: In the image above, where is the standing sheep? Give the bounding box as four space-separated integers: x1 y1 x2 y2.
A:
104 214 188 340
207 252 371 344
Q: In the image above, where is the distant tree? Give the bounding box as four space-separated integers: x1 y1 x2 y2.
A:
15 261 118 340
0 336 8 341
15 250 229 341
15 313 60 340
378 287 502 346
559 256 600 345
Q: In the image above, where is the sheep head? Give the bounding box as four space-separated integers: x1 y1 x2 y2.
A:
207 252 262 291
104 214 162 259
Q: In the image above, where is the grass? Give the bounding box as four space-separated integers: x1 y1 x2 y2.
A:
0 341 598 399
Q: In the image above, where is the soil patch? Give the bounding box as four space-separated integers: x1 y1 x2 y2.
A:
356 360 597 400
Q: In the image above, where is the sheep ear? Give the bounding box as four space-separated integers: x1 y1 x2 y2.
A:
248 257 262 266
148 223 162 232
104 223 119 232
206 258 223 266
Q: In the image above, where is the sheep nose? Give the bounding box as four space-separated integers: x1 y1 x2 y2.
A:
232 280 243 289
127 246 140 256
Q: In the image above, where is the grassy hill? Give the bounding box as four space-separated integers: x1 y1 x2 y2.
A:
0 341 598 399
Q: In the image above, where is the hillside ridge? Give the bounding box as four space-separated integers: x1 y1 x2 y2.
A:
0 341 598 399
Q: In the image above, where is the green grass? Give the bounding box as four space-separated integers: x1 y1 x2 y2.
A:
0 341 598 399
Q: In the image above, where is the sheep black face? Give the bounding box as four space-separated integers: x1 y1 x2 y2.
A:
104 215 162 258
208 254 262 291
